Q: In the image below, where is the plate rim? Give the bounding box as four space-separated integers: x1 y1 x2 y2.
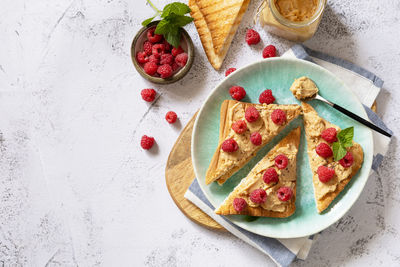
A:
191 57 373 238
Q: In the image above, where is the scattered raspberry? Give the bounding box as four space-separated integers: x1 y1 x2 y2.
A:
221 138 239 153
136 51 149 64
143 62 158 75
321 127 338 143
250 132 262 146
229 86 246 101
317 165 335 183
277 187 293 202
263 45 277 58
141 88 156 102
231 120 247 134
140 135 155 150
157 64 173 78
275 154 289 169
259 89 275 104
271 109 287 125
147 27 163 43
160 53 174 65
233 198 247 212
152 43 165 58
148 54 159 64
225 68 236 76
250 189 267 204
165 111 178 124
162 40 172 52
172 62 180 71
316 143 333 158
263 168 279 184
245 29 261 45
339 152 354 167
175 52 188 67
171 46 184 57
245 106 260 122
143 41 153 55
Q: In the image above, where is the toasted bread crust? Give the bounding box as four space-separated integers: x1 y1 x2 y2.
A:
215 127 301 218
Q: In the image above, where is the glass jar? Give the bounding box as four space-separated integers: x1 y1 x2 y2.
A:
260 0 327 42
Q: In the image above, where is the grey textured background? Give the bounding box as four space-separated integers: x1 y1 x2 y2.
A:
0 0 399 266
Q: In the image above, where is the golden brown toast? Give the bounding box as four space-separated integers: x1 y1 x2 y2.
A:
189 0 250 70
215 127 301 217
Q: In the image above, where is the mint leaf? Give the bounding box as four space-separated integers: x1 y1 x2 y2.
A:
333 142 347 161
164 28 181 48
154 19 171 34
162 2 191 17
166 13 194 27
337 127 354 148
142 16 156 26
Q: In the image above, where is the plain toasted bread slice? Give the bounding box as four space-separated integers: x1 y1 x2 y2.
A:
215 127 301 217
206 100 302 185
189 0 250 70
302 102 364 213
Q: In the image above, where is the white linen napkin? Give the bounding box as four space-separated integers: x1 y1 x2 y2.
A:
184 44 392 267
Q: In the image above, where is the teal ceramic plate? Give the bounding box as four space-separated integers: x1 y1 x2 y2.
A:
191 58 373 239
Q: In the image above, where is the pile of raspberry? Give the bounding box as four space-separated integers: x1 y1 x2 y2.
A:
136 27 188 79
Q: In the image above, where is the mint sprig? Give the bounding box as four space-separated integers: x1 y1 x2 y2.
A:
332 127 354 161
141 1 193 48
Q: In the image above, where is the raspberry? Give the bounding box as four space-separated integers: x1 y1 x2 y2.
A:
147 27 163 43
171 46 184 57
263 168 279 184
229 86 246 101
143 41 153 55
165 111 177 124
277 187 293 202
175 52 188 67
162 40 172 52
250 189 267 204
245 106 260 122
157 64 173 78
339 152 354 167
233 198 247 212
250 132 262 146
225 68 236 76
271 109 287 125
160 53 174 65
172 62 180 71
231 120 247 134
148 54 159 64
317 165 335 183
263 45 277 58
152 44 165 58
221 138 239 153
136 51 149 64
259 89 275 104
321 127 338 143
143 62 158 75
316 143 333 158
140 135 155 150
275 154 289 169
141 88 156 102
245 29 261 45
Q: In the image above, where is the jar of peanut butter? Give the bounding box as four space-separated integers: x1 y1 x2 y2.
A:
260 0 327 42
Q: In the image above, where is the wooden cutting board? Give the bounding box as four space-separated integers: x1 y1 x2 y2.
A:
165 103 376 231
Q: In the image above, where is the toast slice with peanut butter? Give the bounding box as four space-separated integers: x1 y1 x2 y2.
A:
206 100 302 185
215 127 301 217
302 102 363 213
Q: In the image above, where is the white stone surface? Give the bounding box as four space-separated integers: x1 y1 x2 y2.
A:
0 0 399 266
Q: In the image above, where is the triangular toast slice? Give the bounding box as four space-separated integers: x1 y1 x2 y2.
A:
206 100 302 185
189 0 250 70
215 127 301 217
302 102 364 213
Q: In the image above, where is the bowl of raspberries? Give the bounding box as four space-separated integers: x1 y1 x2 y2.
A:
131 21 194 84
